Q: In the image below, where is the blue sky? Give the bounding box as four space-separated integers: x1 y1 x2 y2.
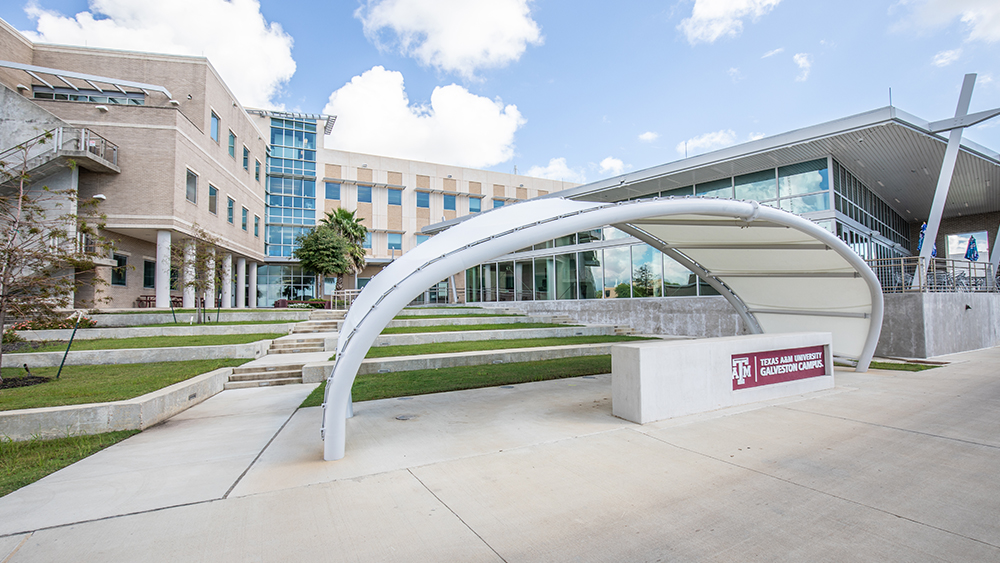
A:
3 0 998 184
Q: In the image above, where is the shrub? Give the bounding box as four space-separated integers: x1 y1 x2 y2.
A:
2 329 24 344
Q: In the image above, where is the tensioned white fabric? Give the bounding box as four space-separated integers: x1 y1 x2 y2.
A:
322 197 883 460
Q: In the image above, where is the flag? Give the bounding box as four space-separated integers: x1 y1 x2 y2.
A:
965 235 979 261
917 222 937 257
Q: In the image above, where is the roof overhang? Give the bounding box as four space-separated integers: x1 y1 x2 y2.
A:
548 107 1000 223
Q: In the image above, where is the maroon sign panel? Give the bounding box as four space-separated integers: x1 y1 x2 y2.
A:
731 345 828 390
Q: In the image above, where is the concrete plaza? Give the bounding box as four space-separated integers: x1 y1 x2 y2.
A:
1 347 998 562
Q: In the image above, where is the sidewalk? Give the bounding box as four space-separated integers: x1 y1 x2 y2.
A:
1 347 998 561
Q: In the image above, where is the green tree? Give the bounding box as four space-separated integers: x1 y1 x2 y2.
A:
0 130 113 380
293 227 352 296
318 208 367 289
632 264 654 297
614 282 632 298
169 226 223 324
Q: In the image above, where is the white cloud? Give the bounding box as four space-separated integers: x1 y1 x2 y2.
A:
525 157 586 183
898 0 1000 43
638 131 659 142
676 130 765 157
676 129 738 156
793 52 812 81
323 66 524 168
355 0 543 78
23 0 294 109
931 48 962 67
762 47 784 58
728 67 743 82
678 0 782 45
599 157 625 176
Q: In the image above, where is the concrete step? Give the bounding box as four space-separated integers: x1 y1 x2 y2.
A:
229 369 303 382
224 376 303 390
291 321 339 333
309 311 346 320
614 326 637 335
270 347 323 354
233 363 304 375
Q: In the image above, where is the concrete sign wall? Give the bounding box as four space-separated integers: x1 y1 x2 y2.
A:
612 332 833 424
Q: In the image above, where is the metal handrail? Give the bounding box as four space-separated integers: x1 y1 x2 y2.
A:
866 256 997 293
0 127 118 172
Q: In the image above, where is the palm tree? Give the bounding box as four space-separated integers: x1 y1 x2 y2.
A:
319 208 367 289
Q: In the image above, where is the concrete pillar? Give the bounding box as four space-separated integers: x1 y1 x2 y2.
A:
222 253 233 308
205 249 215 309
236 257 246 308
183 239 195 308
249 261 258 308
155 230 171 308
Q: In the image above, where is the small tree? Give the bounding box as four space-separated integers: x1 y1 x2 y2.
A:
0 130 112 380
294 227 352 298
170 226 223 324
631 264 655 297
319 208 367 289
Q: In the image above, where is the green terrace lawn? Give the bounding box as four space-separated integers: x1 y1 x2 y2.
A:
361 335 655 359
1 431 139 498
139 320 303 328
392 313 524 319
97 309 286 315
0 359 249 411
380 322 573 334
10 333 286 354
301 355 614 408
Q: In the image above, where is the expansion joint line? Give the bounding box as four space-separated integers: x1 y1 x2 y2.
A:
406 469 510 563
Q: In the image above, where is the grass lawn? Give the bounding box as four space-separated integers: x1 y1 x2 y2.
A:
300 355 613 408
96 309 286 315
1 430 139 497
362 335 654 359
393 313 524 319
10 333 285 354
139 320 303 328
0 359 248 411
381 322 574 335
867 361 939 372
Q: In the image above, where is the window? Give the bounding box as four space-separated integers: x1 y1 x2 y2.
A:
243 146 249 170
416 234 430 245
443 194 456 211
358 185 372 203
388 233 402 250
208 185 218 214
254 215 260 237
416 191 430 208
325 182 340 200
363 232 372 249
186 169 198 203
388 188 402 206
112 254 127 286
143 260 155 289
228 131 236 158
210 112 219 142
469 197 481 213
493 199 505 209
242 207 249 231
255 159 261 181
227 197 235 224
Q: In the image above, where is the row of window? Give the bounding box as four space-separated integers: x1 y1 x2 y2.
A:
33 86 145 105
323 182 508 213
209 111 261 181
185 169 260 236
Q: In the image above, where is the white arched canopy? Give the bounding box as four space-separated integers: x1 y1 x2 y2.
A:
322 197 884 460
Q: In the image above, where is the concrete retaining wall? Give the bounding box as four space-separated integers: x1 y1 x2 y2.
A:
877 293 1000 358
478 297 745 337
4 340 273 368
0 367 233 441
19 324 295 341
384 315 565 328
90 310 311 327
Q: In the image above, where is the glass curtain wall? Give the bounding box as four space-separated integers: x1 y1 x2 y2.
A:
555 253 578 299
534 257 554 300
256 264 315 306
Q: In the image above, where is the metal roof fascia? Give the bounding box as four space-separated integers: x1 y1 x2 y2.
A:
0 59 172 98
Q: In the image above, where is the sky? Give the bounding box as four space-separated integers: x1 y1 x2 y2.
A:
3 0 999 184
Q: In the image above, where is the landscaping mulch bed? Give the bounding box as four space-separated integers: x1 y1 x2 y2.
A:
0 376 51 390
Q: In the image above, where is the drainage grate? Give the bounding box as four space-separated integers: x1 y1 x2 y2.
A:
499 385 514 389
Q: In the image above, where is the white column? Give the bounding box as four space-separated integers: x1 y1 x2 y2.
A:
236 257 246 308
222 253 233 308
248 261 258 308
205 249 215 309
914 74 976 288
183 239 195 308
155 230 171 308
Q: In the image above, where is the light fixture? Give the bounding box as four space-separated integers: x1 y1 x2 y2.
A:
93 194 107 201
187 94 192 100
446 174 452 178
16 83 28 92
95 105 109 112
168 99 180 106
518 183 524 187
361 163 368 168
